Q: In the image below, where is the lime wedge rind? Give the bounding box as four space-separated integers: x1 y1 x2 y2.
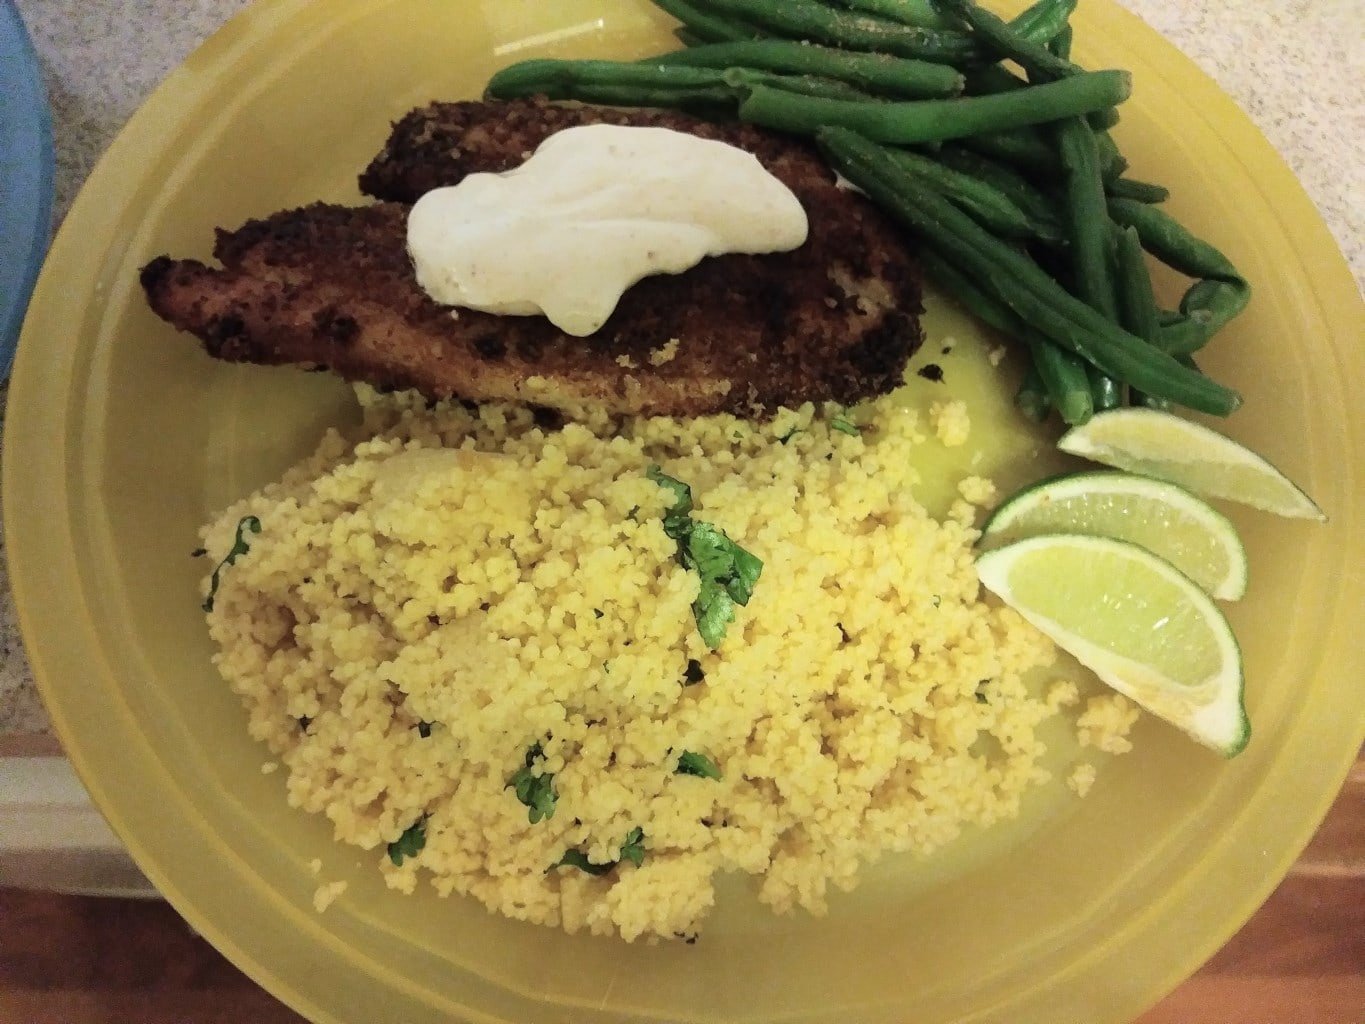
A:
1057 408 1327 522
976 534 1249 757
978 470 1249 601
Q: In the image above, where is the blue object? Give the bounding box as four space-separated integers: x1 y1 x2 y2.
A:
0 0 54 379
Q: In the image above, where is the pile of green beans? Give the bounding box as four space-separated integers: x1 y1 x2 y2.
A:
481 0 1250 424
817 127 1240 414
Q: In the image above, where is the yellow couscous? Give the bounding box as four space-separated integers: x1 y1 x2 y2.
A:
927 398 972 447
1078 694 1141 754
202 383 1125 941
312 880 348 914
1066 762 1098 797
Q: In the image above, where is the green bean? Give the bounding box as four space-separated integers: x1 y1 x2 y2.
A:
555 83 739 109
482 58 743 110
692 0 982 64
1094 130 1128 181
935 0 1079 80
1057 119 1119 321
962 63 1029 96
675 29 710 47
1109 197 1251 353
1115 225 1171 410
1107 177 1170 204
1086 344 1124 412
1032 24 1118 133
652 40 964 98
1109 198 1243 280
1157 279 1250 352
957 127 1061 173
964 58 1119 147
1037 342 1098 423
919 247 1017 335
1132 390 1174 411
921 248 1092 422
650 0 758 43
982 3 1120 136
1057 116 1124 410
833 0 954 30
722 68 877 102
1114 225 1160 344
936 145 1065 230
1015 364 1053 422
1089 105 1120 132
816 127 1242 415
1040 17 1123 151
736 70 1130 143
1142 351 1201 409
1011 0 1077 45
487 59 729 101
890 149 1063 244
1047 23 1074 60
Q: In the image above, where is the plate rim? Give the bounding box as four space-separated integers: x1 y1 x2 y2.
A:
4 1 1363 1022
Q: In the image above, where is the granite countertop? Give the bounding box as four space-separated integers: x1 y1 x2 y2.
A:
1 0 1362 735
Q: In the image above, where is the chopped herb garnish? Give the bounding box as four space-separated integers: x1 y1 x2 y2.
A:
417 721 433 738
189 547 207 558
646 465 693 541
676 751 722 781
202 516 262 612
693 580 735 649
683 659 705 686
688 525 762 607
388 818 426 866
778 428 801 445
830 414 861 436
686 523 737 581
619 827 646 867
550 828 647 876
553 849 614 876
728 547 763 605
647 467 763 650
507 743 557 823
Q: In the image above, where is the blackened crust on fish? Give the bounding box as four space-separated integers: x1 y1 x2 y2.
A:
142 99 925 418
361 96 845 206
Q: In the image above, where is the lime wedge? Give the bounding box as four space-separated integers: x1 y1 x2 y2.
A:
976 535 1248 756
979 471 1248 600
1057 408 1326 521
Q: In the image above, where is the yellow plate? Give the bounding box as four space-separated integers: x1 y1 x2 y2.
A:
5 1 1362 1022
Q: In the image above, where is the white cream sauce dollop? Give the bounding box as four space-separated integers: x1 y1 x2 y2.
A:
406 124 809 337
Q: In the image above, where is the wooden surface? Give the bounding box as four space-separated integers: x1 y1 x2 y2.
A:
2 757 1360 1024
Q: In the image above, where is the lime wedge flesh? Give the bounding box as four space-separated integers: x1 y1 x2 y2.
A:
1058 408 1325 521
976 534 1248 756
979 471 1248 600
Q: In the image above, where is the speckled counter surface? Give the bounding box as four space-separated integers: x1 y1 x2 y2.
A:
1 0 1362 735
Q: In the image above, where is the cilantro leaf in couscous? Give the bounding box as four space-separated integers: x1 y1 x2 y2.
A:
200 383 1127 942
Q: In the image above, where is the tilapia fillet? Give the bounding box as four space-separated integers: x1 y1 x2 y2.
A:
141 99 924 417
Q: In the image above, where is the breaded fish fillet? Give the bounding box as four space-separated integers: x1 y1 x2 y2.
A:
142 100 924 417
